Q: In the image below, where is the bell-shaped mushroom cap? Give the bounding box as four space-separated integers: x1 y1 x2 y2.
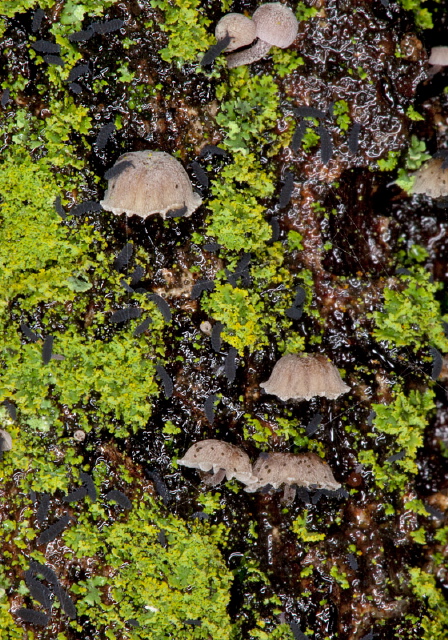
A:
177 439 257 484
260 353 350 402
428 46 448 65
215 13 256 52
410 157 448 198
101 150 202 219
244 452 341 493
227 3 298 68
253 2 298 49
0 429 12 452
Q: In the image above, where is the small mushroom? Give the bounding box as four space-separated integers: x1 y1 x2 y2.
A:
260 353 350 402
244 452 341 502
215 13 257 52
101 151 202 219
409 157 448 199
428 46 448 65
227 3 298 69
177 439 257 486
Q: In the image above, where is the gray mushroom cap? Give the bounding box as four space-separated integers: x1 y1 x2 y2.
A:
215 13 256 52
244 452 341 493
0 429 12 452
410 157 448 198
227 2 298 68
428 46 448 65
101 150 202 219
177 439 257 484
260 353 350 402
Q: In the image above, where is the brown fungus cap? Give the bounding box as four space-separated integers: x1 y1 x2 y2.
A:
244 452 341 493
215 13 256 52
260 353 350 402
227 2 298 68
410 157 448 198
428 46 448 65
177 439 257 485
101 150 202 219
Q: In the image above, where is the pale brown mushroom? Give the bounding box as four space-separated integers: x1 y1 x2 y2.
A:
101 151 202 219
244 452 341 502
227 3 298 69
409 157 448 198
428 46 448 65
177 439 257 486
0 429 12 453
215 13 256 52
260 353 350 402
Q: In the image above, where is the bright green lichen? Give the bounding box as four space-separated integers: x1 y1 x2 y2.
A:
150 0 212 66
65 495 232 639
408 568 448 639
371 267 448 352
292 510 326 542
398 0 433 29
215 68 281 154
395 135 432 192
357 385 436 490
202 283 273 354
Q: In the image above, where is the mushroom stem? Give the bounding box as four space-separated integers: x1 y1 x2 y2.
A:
282 484 296 504
203 467 227 486
226 39 272 69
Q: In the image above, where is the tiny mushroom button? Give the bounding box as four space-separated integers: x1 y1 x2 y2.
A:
227 2 298 68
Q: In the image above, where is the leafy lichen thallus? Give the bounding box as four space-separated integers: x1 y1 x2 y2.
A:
177 440 257 486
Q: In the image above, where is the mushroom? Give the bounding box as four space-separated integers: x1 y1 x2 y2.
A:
428 46 448 65
409 156 448 199
215 13 257 52
0 429 12 455
101 151 202 219
177 439 257 486
260 353 350 402
244 452 341 502
227 3 298 69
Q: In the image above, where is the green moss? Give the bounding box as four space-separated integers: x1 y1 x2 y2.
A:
150 0 212 66
371 267 448 352
329 565 350 589
295 1 319 21
406 106 425 121
357 386 435 490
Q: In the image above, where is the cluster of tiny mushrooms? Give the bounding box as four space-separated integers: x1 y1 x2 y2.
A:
3 6 448 501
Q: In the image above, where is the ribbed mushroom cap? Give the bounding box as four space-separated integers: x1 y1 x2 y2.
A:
253 2 298 48
101 151 202 219
0 429 12 451
177 439 256 484
428 46 448 65
260 353 350 402
410 158 448 198
215 13 256 52
244 452 341 493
